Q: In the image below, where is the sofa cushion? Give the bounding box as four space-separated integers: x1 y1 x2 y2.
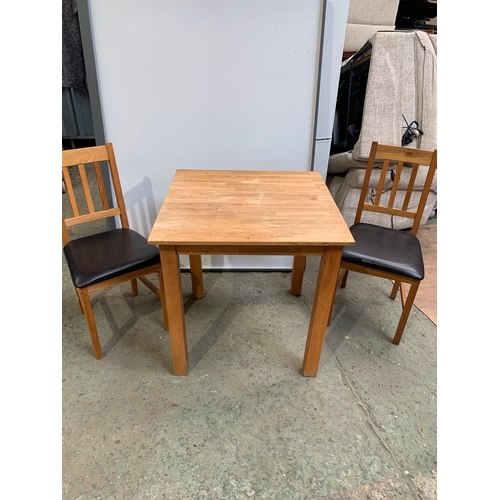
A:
328 151 358 174
343 0 399 52
347 0 400 25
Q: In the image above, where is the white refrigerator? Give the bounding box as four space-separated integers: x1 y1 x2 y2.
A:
83 0 349 270
312 0 349 181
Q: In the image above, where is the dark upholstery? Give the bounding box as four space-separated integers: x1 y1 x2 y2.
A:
63 228 160 289
341 223 424 280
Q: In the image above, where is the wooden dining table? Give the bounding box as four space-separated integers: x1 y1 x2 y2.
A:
148 169 354 376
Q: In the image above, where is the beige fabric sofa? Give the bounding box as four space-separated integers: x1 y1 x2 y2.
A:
328 30 437 229
343 0 400 54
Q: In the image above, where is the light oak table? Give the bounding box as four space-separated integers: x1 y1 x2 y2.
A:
148 170 354 376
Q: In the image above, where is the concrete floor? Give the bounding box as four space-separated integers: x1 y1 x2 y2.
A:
62 238 437 499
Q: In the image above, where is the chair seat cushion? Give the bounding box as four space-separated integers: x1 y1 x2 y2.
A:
342 223 424 280
63 228 160 288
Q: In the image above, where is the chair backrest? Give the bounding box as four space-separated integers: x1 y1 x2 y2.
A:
62 143 129 245
354 142 437 235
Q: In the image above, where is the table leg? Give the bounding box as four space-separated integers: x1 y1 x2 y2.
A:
160 246 188 375
290 255 306 296
189 255 204 298
302 247 343 376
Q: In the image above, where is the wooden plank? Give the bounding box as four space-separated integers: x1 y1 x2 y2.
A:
63 166 79 217
148 170 354 248
362 204 417 220
375 144 436 164
94 161 109 210
160 247 188 375
85 264 161 293
62 145 108 166
302 247 343 376
65 207 121 226
176 245 327 256
78 163 95 213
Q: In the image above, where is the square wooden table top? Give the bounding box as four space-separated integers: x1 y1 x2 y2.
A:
148 169 354 248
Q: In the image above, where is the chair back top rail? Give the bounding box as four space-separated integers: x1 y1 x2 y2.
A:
62 144 109 166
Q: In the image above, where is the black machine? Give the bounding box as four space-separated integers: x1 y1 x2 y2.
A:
330 43 372 156
395 0 437 32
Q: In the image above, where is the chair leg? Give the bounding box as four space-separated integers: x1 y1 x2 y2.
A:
327 269 347 326
130 278 139 296
158 271 169 331
390 280 400 300
340 269 349 288
76 287 103 359
392 281 420 345
74 288 84 314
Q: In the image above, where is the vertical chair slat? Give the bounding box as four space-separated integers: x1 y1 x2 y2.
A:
78 163 96 213
94 161 110 210
402 162 419 211
63 166 79 217
355 141 378 224
387 160 404 209
374 159 390 205
105 143 130 228
410 156 437 235
62 218 70 246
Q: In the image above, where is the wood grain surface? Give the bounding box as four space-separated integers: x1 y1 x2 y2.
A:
148 170 355 247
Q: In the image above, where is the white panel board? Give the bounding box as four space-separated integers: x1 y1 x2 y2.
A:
87 0 323 268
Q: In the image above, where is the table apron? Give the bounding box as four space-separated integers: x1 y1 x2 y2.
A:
169 245 336 256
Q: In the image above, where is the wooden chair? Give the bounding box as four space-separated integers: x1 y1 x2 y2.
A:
331 141 437 344
62 143 168 359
